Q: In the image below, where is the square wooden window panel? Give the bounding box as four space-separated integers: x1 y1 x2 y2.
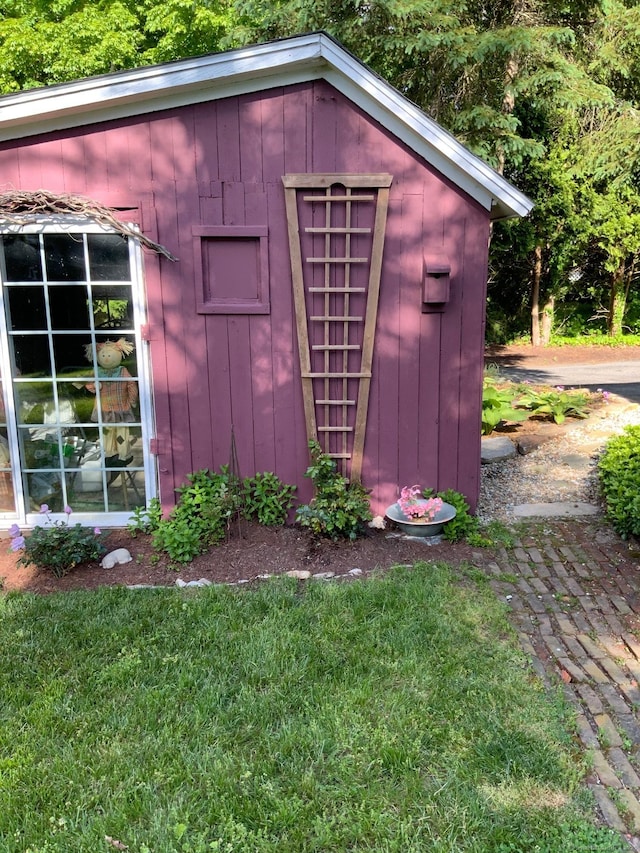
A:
194 226 269 314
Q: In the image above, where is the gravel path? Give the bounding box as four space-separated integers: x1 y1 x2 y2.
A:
477 397 640 523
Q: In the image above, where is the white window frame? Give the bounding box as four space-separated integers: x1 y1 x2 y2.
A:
0 216 156 529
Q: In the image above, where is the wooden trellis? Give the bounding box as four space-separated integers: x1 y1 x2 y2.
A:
283 173 392 481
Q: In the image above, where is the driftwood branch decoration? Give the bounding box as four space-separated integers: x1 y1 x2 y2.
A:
0 190 178 261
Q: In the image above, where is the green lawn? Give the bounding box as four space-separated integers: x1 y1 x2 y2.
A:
0 564 626 853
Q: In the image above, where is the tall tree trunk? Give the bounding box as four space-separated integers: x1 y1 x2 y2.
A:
541 295 555 345
608 261 627 337
531 243 543 346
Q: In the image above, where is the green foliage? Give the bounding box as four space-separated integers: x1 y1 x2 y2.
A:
0 0 239 93
11 508 105 578
549 332 640 346
425 488 513 547
598 425 640 538
145 468 297 563
242 471 295 526
429 488 480 543
482 376 529 435
478 520 517 549
152 468 241 563
516 387 590 424
296 440 372 540
127 496 163 536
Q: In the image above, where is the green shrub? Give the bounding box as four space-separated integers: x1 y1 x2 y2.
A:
152 468 242 563
130 468 297 565
9 505 106 578
296 440 372 540
598 425 640 538
243 472 296 526
422 488 515 547
426 488 480 542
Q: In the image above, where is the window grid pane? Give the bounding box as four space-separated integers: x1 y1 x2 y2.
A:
0 230 146 516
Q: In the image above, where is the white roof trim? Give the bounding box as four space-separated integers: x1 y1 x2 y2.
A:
0 32 532 219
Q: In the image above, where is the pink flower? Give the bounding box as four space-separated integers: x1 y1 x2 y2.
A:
8 523 21 538
398 485 443 521
64 505 72 515
93 528 101 535
39 504 49 514
10 535 25 551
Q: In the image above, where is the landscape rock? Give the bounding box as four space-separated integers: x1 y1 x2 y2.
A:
481 436 516 463
516 434 550 455
286 569 312 579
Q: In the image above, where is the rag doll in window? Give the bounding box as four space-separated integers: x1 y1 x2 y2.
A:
83 338 138 469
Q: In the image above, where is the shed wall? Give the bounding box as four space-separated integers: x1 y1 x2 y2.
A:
0 79 490 514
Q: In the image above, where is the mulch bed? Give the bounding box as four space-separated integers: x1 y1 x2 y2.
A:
0 521 483 594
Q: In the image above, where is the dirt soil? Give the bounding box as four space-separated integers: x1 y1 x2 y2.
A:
2 344 638 595
485 342 640 366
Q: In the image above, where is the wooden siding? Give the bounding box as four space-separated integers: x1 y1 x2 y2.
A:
0 79 490 514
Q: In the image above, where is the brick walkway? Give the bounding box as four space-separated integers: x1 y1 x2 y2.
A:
480 517 640 847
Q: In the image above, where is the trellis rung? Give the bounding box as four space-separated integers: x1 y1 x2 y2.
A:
305 226 371 234
311 344 360 351
310 315 363 322
303 371 370 379
317 426 353 432
308 287 365 293
326 453 352 459
306 257 367 264
316 399 356 405
302 194 375 202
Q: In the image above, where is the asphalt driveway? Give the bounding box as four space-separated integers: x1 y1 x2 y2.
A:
496 360 640 404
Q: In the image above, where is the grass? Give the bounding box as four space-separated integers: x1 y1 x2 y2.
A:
504 331 640 348
0 564 627 853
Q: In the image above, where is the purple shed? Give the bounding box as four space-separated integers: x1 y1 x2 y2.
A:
0 32 531 529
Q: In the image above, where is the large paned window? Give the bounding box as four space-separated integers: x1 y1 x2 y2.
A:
0 221 154 527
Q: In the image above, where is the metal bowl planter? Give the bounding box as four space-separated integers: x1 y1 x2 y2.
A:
385 500 457 537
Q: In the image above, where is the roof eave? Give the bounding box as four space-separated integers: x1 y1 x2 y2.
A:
0 32 533 220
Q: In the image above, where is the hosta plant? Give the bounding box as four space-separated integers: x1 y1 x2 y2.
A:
516 386 589 424
482 376 529 435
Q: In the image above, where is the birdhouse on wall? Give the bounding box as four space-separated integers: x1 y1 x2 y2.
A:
422 255 451 312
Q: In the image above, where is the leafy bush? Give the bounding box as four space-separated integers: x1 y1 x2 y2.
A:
243 471 296 526
127 497 163 536
9 505 105 578
152 468 242 563
482 376 529 435
130 468 297 565
422 488 515 547
296 440 372 540
598 425 640 538
432 488 481 543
